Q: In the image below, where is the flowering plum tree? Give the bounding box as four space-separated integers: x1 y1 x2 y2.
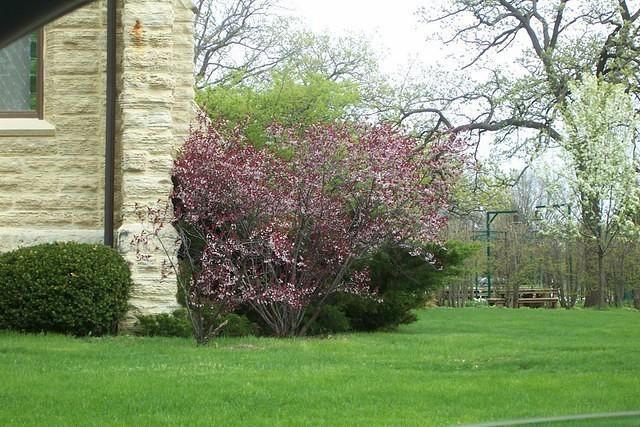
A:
171 118 466 337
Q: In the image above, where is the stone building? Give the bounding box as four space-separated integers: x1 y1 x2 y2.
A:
0 0 196 316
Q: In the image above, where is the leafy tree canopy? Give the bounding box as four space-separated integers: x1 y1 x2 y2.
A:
197 69 363 146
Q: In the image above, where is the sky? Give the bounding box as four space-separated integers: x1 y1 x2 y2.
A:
279 0 528 170
281 0 443 75
281 0 512 165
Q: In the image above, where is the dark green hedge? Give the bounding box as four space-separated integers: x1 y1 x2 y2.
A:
310 241 479 333
0 242 132 336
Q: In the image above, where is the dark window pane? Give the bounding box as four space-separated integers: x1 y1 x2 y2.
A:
0 33 37 112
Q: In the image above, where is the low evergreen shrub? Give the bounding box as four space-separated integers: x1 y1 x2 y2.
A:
311 241 478 333
0 242 132 336
136 309 193 338
135 308 256 338
304 303 351 335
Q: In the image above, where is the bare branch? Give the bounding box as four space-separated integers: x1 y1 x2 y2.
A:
195 0 296 85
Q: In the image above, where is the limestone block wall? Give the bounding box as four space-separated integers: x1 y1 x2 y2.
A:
0 0 196 317
0 2 107 251
116 0 196 316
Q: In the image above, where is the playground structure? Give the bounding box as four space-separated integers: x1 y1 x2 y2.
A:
439 207 574 308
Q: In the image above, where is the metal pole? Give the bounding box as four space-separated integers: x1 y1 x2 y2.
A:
485 210 518 301
104 0 116 247
486 212 491 298
535 203 572 301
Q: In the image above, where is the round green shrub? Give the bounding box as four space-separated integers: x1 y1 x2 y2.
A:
0 242 133 336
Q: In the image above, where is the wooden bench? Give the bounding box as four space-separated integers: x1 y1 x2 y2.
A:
488 297 506 307
517 297 558 308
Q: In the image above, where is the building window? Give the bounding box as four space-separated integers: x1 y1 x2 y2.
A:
0 30 43 119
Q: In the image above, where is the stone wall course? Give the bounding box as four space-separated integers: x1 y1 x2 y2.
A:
0 0 196 317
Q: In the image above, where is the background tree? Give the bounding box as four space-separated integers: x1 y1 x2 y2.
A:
401 1 640 307
195 0 295 85
196 30 386 144
552 76 639 307
409 0 640 150
196 69 362 146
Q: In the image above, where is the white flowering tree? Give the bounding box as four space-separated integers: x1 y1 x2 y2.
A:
557 75 639 307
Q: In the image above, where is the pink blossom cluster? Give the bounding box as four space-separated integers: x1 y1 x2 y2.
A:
171 118 466 335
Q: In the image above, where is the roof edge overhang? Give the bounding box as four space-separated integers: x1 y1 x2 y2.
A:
0 0 96 48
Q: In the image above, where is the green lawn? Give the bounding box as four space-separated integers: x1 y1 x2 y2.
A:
0 308 639 426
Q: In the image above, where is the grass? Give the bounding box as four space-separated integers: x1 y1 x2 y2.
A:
0 308 639 426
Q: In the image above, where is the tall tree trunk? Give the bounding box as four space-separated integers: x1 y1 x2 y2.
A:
613 248 625 307
582 191 604 308
597 247 606 308
560 240 577 308
583 238 600 307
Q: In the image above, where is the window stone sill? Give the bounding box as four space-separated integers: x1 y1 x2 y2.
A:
0 118 56 137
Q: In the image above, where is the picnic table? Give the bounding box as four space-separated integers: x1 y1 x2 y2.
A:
488 288 559 308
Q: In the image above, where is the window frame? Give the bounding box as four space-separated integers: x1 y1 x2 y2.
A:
0 28 44 120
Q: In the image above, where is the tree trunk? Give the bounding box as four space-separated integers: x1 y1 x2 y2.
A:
585 248 606 308
613 249 625 307
558 283 577 309
614 276 625 307
597 248 606 308
560 262 578 309
298 303 323 337
581 190 606 308
634 288 640 310
583 239 601 307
